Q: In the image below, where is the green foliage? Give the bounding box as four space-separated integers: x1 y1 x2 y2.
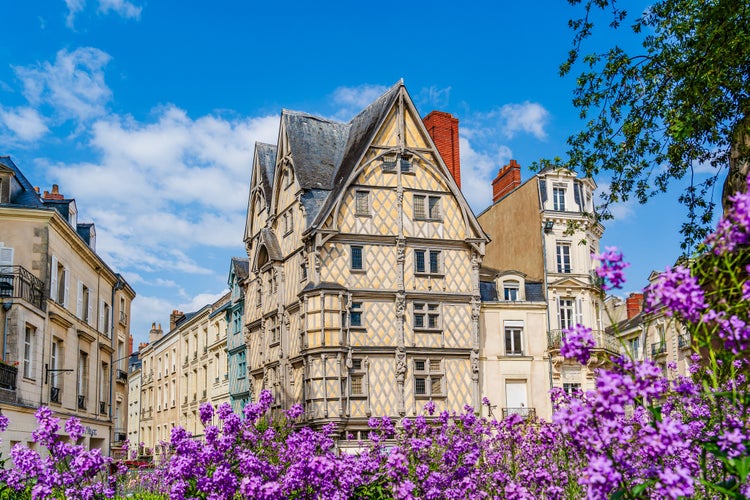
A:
562 0 750 251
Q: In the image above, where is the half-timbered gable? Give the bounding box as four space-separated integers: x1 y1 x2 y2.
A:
242 81 487 434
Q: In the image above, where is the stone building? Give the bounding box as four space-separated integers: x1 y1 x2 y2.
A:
242 81 487 439
477 162 612 397
0 156 135 458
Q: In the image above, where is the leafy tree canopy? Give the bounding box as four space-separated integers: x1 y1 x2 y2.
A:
560 0 750 251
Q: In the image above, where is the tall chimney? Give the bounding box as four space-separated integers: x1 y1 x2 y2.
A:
491 159 522 203
423 111 461 188
149 321 164 343
128 334 134 355
169 311 184 331
626 293 644 319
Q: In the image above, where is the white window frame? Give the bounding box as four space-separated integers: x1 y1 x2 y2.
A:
23 325 34 379
556 242 572 273
503 280 520 301
558 298 576 330
504 323 524 356
553 185 566 211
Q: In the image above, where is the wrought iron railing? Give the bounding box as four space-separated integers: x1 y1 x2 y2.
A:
117 369 128 382
119 310 128 324
548 329 620 353
502 407 536 419
50 386 60 403
0 266 46 310
678 334 690 350
77 395 86 409
0 364 18 391
115 430 127 442
651 342 667 357
100 401 107 414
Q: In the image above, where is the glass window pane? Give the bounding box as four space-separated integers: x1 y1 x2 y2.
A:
429 251 440 273
415 250 425 273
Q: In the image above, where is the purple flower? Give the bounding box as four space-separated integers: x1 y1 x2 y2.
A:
0 413 9 432
592 246 629 291
199 402 214 425
65 417 84 442
645 265 706 322
284 404 304 420
560 324 595 364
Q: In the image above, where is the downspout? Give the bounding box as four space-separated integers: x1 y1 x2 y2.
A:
109 276 124 455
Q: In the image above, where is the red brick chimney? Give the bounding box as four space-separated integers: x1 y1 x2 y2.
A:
169 311 184 331
138 342 149 352
491 160 522 202
128 334 134 355
42 184 65 200
626 293 644 319
423 111 461 188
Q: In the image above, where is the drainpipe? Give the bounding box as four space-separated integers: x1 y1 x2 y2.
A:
2 300 12 361
108 276 125 457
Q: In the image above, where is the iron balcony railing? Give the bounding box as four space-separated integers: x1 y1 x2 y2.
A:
115 431 127 442
0 364 17 391
547 329 620 353
651 342 667 357
678 334 691 350
502 407 536 419
100 401 107 414
116 369 128 382
50 386 60 403
0 266 46 311
77 395 86 410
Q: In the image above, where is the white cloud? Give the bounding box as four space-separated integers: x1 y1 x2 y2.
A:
415 86 452 110
596 181 636 220
497 101 549 140
14 47 112 123
0 106 49 142
97 0 142 20
64 0 86 28
178 291 228 314
459 137 513 214
331 84 390 119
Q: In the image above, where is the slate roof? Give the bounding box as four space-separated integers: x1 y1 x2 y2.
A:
479 280 545 303
259 228 283 261
0 156 44 208
231 256 249 280
255 142 277 203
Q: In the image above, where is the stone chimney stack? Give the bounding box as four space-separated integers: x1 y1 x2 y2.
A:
491 159 522 203
626 293 644 319
42 184 65 200
149 322 164 343
423 111 461 189
169 311 184 331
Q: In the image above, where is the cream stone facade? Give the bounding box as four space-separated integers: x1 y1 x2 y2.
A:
478 163 612 398
139 322 178 453
0 156 135 459
478 270 552 420
242 82 487 439
127 352 141 451
208 298 230 409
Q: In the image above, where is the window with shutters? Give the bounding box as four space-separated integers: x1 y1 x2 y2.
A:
51 257 69 308
413 358 444 397
413 303 440 330
559 298 575 330
413 194 441 221
355 190 370 217
100 301 111 336
77 282 91 323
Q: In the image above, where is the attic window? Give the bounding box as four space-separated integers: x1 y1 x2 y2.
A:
400 154 413 173
381 153 397 172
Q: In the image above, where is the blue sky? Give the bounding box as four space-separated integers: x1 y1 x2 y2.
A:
1 1 721 346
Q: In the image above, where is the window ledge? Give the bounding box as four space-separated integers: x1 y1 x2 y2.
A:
414 394 447 399
355 213 372 218
350 268 367 274
413 218 443 223
349 326 367 331
414 273 444 278
269 341 280 347
349 395 368 400
414 328 443 333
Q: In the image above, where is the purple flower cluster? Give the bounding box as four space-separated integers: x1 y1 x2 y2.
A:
560 324 595 364
592 246 629 291
645 265 707 322
705 176 750 253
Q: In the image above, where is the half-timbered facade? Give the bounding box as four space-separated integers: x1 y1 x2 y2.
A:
242 81 487 437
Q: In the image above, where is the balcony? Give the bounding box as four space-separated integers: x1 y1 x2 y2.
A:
0 363 18 391
116 369 128 383
502 407 536 419
115 431 127 442
0 265 46 311
119 310 128 324
50 386 60 404
77 395 86 410
651 342 667 357
678 334 691 350
547 329 619 353
99 401 107 414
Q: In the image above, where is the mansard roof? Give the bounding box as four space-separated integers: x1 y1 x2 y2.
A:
230 256 249 280
0 156 44 208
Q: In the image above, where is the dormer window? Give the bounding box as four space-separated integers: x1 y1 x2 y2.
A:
553 185 566 211
503 280 520 301
381 153 397 172
400 154 413 173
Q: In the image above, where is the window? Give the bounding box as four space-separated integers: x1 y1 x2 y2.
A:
50 339 61 395
350 302 363 328
23 325 34 379
349 358 365 396
414 358 443 397
283 212 293 234
414 249 441 274
269 316 280 345
50 256 68 307
563 383 581 395
300 256 308 282
100 301 111 335
413 303 440 330
77 282 92 324
350 246 364 271
627 337 640 357
77 351 89 408
503 281 520 301
505 327 523 356
355 191 370 216
400 155 413 173
556 243 571 273
381 153 397 172
413 194 441 221
559 299 575 330
553 186 566 211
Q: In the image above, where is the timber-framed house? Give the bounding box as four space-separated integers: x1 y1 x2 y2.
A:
242 81 488 437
